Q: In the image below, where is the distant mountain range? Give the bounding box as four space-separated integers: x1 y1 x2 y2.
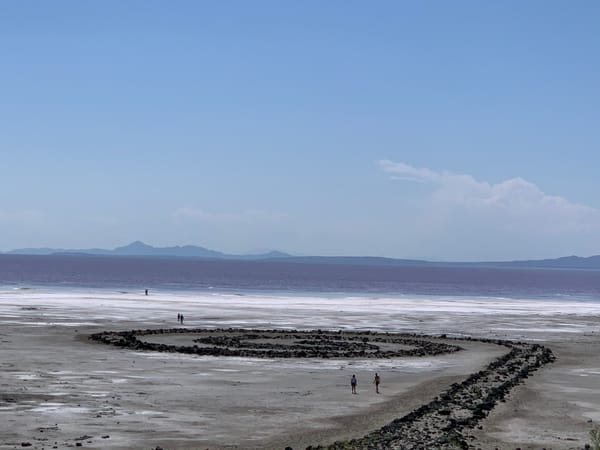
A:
5 241 290 261
3 241 600 269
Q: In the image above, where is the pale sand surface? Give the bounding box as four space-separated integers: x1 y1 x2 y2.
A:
1 289 600 449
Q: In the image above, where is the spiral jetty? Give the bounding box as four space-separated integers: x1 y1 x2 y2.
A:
89 328 555 450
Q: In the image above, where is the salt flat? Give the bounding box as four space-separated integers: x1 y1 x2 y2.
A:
1 289 599 449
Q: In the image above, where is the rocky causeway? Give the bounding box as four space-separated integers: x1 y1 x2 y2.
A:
89 328 554 449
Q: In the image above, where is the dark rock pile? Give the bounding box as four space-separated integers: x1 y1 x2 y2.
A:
307 337 555 450
88 328 462 359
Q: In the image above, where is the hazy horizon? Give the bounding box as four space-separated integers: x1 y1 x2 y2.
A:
2 240 600 263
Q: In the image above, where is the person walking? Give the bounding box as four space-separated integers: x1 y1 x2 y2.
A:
351 374 357 394
373 372 381 394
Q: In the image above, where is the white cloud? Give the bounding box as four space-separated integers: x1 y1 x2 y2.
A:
378 160 600 236
378 160 442 183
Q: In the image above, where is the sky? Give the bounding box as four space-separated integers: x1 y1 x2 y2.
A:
1 1 599 261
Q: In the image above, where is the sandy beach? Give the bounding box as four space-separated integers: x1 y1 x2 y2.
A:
1 289 599 449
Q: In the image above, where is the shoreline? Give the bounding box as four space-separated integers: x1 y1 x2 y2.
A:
1 291 599 449
4 283 600 303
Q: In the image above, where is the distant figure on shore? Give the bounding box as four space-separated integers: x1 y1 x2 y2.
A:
374 372 381 394
177 313 181 323
351 374 357 394
180 314 184 325
145 289 149 296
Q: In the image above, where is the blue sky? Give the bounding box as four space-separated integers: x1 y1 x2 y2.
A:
1 1 599 260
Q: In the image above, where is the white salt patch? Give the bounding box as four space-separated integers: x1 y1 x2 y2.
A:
3 288 600 349
492 327 582 333
131 351 203 361
4 321 59 326
14 373 38 380
30 405 89 413
572 368 600 377
552 385 595 394
577 406 600 422
83 391 109 397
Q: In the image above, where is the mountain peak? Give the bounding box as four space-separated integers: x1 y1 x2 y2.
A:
120 241 151 249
